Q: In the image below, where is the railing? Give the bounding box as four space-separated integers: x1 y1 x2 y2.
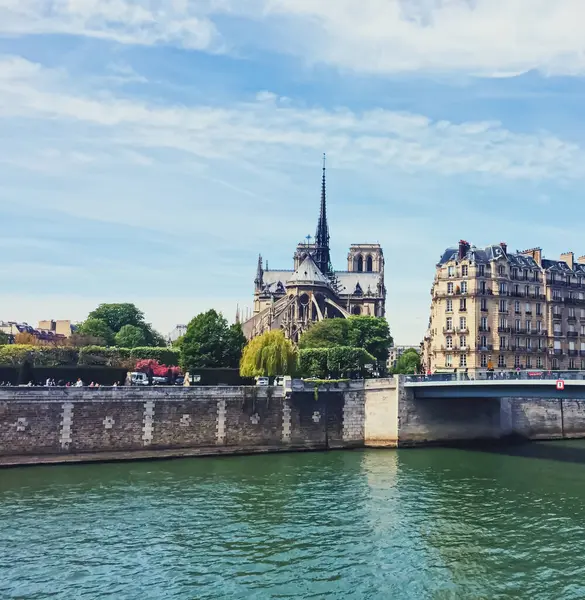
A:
406 370 585 383
568 331 579 338
478 326 490 332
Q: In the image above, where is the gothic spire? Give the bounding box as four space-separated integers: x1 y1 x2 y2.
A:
314 153 332 274
254 254 264 290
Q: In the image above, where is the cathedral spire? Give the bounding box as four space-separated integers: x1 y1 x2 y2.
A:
254 254 264 290
314 153 332 274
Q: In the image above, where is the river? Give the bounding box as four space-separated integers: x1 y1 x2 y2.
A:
2 443 585 599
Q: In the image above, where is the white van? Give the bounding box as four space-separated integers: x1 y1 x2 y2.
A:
129 372 149 386
255 376 269 387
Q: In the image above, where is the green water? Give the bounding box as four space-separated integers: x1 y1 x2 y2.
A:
2 444 585 599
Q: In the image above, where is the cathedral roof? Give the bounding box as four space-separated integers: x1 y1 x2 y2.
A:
286 255 330 287
334 272 380 295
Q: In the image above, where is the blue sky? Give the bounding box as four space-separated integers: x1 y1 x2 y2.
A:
2 1 585 344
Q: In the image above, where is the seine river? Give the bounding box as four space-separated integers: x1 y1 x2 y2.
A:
2 444 585 599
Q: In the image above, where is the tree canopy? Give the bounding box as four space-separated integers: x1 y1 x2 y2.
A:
83 303 165 347
298 316 392 363
392 348 421 375
0 331 9 345
77 318 115 346
180 310 246 371
240 330 297 378
115 324 148 349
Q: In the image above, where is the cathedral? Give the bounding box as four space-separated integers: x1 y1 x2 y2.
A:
241 158 386 343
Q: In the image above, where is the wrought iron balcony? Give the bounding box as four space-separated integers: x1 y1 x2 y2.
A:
478 326 491 332
568 331 579 338
569 349 579 356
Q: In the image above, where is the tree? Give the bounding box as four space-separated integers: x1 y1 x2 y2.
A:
298 316 392 364
0 331 9 345
115 325 148 349
224 323 247 368
240 330 297 378
66 333 106 348
392 348 421 375
14 332 38 346
298 319 349 349
180 310 244 371
87 303 145 333
346 316 392 363
77 318 115 346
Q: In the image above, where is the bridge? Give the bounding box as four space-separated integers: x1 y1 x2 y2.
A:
404 371 585 400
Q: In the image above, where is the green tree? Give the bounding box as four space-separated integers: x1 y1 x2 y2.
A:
392 348 421 374
0 331 9 345
180 310 243 371
225 323 247 368
87 303 145 332
240 330 297 378
346 316 392 363
298 319 349 349
298 316 392 364
115 324 148 349
77 318 115 346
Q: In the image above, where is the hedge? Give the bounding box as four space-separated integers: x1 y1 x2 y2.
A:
0 345 180 368
298 346 375 379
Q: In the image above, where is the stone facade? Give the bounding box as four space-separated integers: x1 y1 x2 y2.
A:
423 243 585 374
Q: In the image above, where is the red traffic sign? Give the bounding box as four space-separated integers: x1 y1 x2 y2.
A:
556 380 565 391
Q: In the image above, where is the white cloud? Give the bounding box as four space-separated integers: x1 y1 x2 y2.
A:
2 1 585 76
0 0 219 50
0 55 583 181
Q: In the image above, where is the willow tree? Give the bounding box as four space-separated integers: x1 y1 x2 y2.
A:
240 330 297 378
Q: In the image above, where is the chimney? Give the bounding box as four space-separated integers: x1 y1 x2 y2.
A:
578 256 585 265
458 239 470 260
520 247 542 266
560 251 574 270
499 242 507 255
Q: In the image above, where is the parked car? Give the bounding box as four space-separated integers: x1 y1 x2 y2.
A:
152 376 168 385
255 377 269 387
129 372 149 386
174 376 185 386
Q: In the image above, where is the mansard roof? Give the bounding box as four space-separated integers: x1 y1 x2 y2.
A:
438 244 539 268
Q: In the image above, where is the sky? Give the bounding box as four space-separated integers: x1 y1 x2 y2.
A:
3 1 585 344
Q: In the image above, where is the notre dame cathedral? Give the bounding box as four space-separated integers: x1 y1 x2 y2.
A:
241 157 386 343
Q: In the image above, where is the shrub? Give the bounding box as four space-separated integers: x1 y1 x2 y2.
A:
0 344 36 366
130 347 180 365
297 346 375 379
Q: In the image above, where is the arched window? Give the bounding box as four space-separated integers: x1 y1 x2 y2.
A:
352 306 361 315
366 255 373 272
357 255 363 272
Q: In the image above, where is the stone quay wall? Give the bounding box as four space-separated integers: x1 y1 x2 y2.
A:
0 379 399 466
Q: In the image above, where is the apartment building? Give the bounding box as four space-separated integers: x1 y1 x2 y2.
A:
422 241 585 373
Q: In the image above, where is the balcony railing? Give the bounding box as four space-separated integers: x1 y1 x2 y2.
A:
554 331 564 337
498 326 511 333
569 350 579 356
478 326 491 332
568 331 579 338
514 328 527 334
549 349 564 355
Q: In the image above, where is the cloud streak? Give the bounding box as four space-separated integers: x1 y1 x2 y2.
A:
2 1 585 76
0 55 583 181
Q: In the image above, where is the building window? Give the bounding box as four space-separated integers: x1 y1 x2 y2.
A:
460 335 467 349
525 285 530 296
554 340 561 350
498 355 506 367
526 320 531 332
459 354 467 367
536 303 542 316
515 319 521 332
460 298 466 311
446 336 453 349
481 316 488 329
459 317 467 330
447 282 454 294
525 302 531 313
445 354 453 367
515 301 520 313
478 265 485 277
498 265 505 276
462 265 468 276
512 268 518 279
499 299 507 312
446 317 453 330
357 256 364 272
480 335 487 348
448 266 455 277
537 321 542 332
366 256 373 272
514 355 520 368
570 359 576 370
581 325 585 336
461 281 468 293
569 341 576 351
481 298 488 311
499 282 507 294
526 356 532 368
500 336 507 349
527 338 532 350
499 317 507 329
553 289 561 301
481 354 487 367
581 309 585 318
552 359 559 369
538 338 543 349
537 357 542 368
446 299 453 312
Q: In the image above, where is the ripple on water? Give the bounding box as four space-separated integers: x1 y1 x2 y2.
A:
2 447 585 599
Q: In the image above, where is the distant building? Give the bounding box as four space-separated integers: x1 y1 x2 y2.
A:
167 324 187 343
0 321 67 344
388 345 420 370
241 157 386 343
38 320 76 337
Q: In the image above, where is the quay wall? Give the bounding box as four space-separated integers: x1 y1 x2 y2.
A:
0 380 394 466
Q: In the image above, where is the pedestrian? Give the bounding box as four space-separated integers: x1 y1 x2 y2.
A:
75 378 83 387
45 377 51 387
